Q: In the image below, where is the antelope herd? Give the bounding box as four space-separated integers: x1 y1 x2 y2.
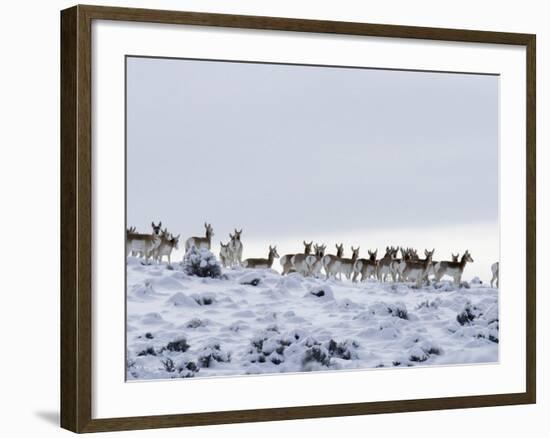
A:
126 222 498 288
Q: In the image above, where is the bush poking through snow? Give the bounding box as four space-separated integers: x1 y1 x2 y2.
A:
161 357 176 373
327 339 360 360
388 303 409 320
302 344 331 368
198 343 231 367
177 360 199 378
408 343 442 363
239 273 262 286
137 346 156 356
416 300 440 311
159 357 199 377
192 293 216 306
246 329 359 370
306 285 335 300
185 318 208 329
408 346 429 363
181 247 222 278
456 302 482 326
248 331 293 364
165 338 190 353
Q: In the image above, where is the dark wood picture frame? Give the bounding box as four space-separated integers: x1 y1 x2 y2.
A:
61 4 536 433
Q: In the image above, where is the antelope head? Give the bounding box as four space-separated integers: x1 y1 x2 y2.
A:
204 222 214 238
315 244 326 257
269 245 280 259
151 221 162 235
233 229 242 241
425 249 435 262
351 246 360 259
463 250 474 263
303 240 313 254
368 249 377 261
452 253 459 262
170 234 180 249
335 243 344 257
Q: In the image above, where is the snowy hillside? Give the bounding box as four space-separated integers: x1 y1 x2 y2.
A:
126 258 499 381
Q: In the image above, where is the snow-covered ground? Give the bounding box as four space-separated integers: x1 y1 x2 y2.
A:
126 257 499 381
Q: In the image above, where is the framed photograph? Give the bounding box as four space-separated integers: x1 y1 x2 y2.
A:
60 5 536 433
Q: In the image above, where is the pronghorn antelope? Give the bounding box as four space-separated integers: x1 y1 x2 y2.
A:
336 246 360 280
390 247 406 281
185 222 214 253
280 241 313 275
290 241 314 276
395 247 422 280
433 250 474 285
377 246 398 282
305 244 327 277
402 249 434 287
242 246 279 269
219 241 233 268
322 243 345 280
400 249 434 282
229 229 243 266
490 261 499 288
126 226 137 257
126 230 161 265
153 233 180 265
352 249 378 283
138 222 162 257
424 252 459 280
394 247 410 282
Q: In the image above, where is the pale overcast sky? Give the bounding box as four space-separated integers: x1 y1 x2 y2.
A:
126 56 498 279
